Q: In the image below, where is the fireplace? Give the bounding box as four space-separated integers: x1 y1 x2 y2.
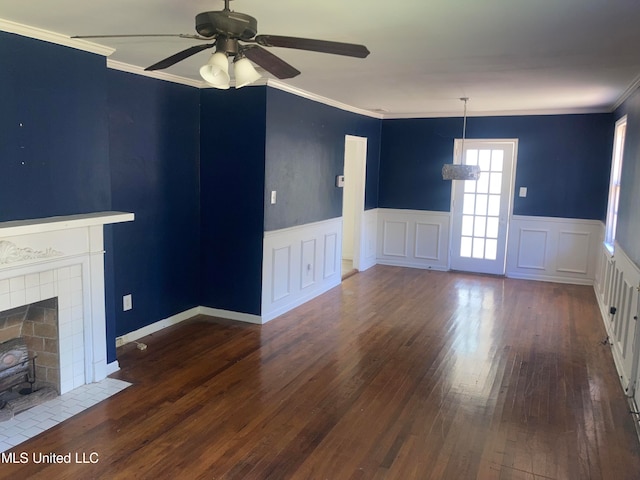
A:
0 298 59 388
0 212 134 398
0 299 60 419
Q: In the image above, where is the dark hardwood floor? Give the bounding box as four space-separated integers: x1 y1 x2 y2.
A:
2 266 640 479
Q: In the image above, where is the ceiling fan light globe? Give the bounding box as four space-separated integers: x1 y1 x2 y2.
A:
200 52 231 88
234 57 261 88
200 67 231 88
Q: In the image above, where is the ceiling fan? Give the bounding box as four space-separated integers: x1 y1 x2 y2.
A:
72 0 370 89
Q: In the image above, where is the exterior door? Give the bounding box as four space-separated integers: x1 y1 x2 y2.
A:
450 139 517 275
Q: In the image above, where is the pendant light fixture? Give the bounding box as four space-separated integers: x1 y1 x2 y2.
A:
442 97 481 181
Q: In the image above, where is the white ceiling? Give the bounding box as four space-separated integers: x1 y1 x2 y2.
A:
2 0 640 117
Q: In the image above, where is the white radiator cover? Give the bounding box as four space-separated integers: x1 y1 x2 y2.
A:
594 241 640 400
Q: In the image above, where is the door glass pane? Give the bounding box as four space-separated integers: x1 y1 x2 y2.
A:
485 239 497 260
487 195 500 216
472 238 485 258
460 237 472 257
466 149 478 165
462 215 474 236
486 217 499 238
463 194 476 215
478 150 491 171
474 216 486 237
491 150 504 171
489 172 502 194
476 171 489 194
475 194 488 216
464 180 476 193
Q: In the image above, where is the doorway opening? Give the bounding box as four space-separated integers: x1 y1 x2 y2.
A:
341 135 367 279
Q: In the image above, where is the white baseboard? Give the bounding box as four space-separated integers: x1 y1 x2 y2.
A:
198 307 262 324
115 305 266 348
261 277 341 323
376 259 448 272
506 271 594 285
115 306 201 346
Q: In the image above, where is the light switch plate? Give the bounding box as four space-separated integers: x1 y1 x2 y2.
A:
519 187 528 198
270 190 277 204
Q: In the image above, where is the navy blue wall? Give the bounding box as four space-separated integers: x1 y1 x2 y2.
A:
614 87 640 266
0 32 122 361
380 114 613 220
108 70 201 338
200 88 266 315
264 88 381 231
0 32 111 220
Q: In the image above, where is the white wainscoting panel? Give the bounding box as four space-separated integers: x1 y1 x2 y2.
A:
506 216 601 284
301 239 316 289
376 209 450 270
272 246 291 302
557 231 590 274
594 241 640 399
415 222 440 260
382 220 408 257
359 209 378 271
262 218 343 322
324 233 338 279
516 229 548 270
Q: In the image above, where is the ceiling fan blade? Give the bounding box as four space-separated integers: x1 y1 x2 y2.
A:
254 35 370 58
71 34 210 40
242 45 301 79
145 43 216 71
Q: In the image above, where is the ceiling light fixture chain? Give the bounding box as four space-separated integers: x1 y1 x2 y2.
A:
441 96 480 181
460 96 469 158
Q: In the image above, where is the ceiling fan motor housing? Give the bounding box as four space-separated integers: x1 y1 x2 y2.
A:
196 11 258 40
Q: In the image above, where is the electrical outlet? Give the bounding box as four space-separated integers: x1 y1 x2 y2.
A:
115 337 124 348
123 294 133 311
270 190 277 204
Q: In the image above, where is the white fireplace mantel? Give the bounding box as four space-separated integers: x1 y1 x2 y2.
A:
0 212 134 237
0 212 134 394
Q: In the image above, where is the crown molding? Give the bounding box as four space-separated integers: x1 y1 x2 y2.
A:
612 73 640 112
266 80 383 119
381 105 611 119
0 18 114 57
107 60 204 88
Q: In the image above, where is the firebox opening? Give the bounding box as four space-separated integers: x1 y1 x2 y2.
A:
0 298 60 421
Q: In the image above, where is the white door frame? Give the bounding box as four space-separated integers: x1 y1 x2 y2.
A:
342 135 368 271
448 138 518 274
